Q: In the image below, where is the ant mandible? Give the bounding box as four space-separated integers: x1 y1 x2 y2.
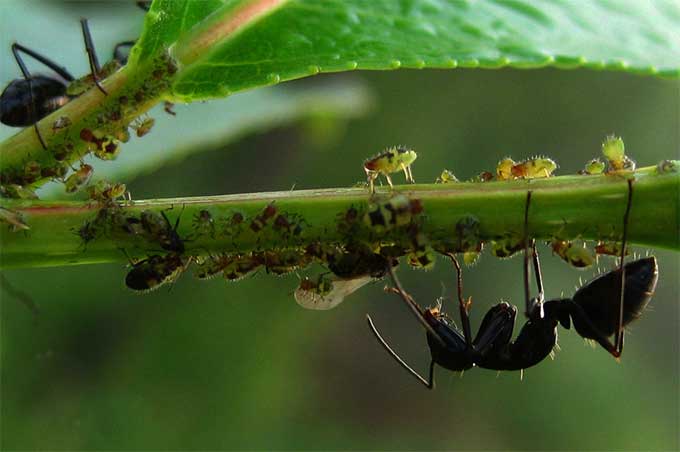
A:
367 179 658 389
0 19 131 149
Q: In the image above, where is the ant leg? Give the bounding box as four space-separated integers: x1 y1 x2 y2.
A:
614 178 634 356
113 41 135 65
366 314 435 389
531 243 545 305
11 43 74 81
523 191 544 318
386 264 445 346
447 254 473 347
80 18 107 95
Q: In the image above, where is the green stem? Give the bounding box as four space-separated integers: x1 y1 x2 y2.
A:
1 166 677 269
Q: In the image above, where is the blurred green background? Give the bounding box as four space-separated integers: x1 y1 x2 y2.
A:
1 2 678 450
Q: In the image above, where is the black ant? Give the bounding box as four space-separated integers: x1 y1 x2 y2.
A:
0 19 130 149
367 180 658 388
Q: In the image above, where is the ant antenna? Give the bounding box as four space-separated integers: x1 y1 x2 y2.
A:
614 178 634 356
80 18 107 95
366 314 435 389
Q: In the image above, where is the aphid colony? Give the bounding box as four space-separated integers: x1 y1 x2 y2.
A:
0 12 175 197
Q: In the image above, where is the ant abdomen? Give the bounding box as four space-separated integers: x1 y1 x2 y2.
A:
0 76 70 127
570 257 658 339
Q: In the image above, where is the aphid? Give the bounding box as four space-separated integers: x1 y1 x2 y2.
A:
579 158 605 175
23 160 41 183
0 206 30 231
367 185 657 388
602 135 635 172
0 19 111 149
163 101 176 116
193 254 232 280
595 240 630 257
0 184 38 199
52 116 71 131
496 157 515 181
327 244 396 280
192 209 215 238
140 208 184 253
87 180 128 204
474 171 494 182
511 157 557 179
551 238 596 268
435 169 459 184
294 273 373 311
64 163 94 193
363 194 423 233
435 215 482 257
364 145 417 193
262 249 311 275
250 202 277 232
125 253 189 292
131 116 155 137
222 254 263 281
406 232 436 270
656 159 678 174
491 235 524 259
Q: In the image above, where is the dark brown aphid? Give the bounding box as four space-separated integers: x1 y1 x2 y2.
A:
125 253 188 292
250 202 277 232
140 208 185 253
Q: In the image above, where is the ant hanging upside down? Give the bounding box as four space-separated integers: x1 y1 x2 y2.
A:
367 179 658 389
0 19 134 149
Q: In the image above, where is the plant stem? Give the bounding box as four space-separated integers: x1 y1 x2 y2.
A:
1 166 677 269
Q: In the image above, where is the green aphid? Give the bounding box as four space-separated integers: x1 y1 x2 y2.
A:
463 250 481 266
551 239 595 269
436 169 459 183
582 158 605 175
601 135 635 172
491 235 524 259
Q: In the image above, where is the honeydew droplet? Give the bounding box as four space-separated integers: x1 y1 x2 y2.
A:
390 60 402 69
414 59 426 69
308 65 320 75
346 61 358 70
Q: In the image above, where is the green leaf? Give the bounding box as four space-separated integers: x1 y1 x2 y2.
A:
135 0 680 101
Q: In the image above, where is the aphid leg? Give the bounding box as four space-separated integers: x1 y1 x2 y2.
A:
401 162 414 183
113 41 135 65
614 178 634 357
80 18 107 95
366 314 435 389
384 173 394 189
448 254 473 347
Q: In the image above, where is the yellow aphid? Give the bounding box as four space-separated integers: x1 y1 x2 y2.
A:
132 117 155 137
64 164 94 193
551 239 595 269
436 169 459 183
582 158 605 175
491 236 524 259
511 157 557 179
463 251 481 266
363 145 417 193
496 158 515 180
